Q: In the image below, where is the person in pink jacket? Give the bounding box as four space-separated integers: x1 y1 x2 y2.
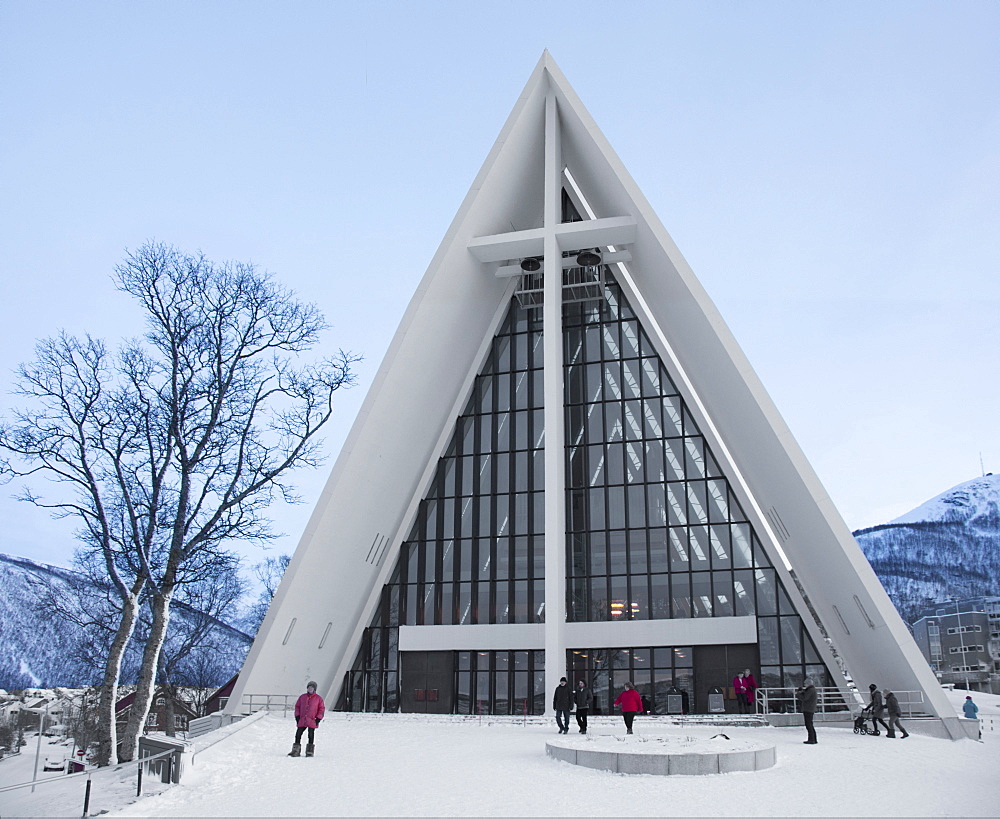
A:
289 681 325 757
613 681 643 734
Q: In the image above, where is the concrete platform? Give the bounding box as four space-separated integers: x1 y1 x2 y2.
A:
546 735 776 776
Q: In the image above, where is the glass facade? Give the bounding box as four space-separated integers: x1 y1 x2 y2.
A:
339 191 834 714
568 646 694 715
562 279 831 699
455 650 546 715
339 298 547 712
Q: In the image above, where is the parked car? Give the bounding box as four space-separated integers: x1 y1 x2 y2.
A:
42 756 66 772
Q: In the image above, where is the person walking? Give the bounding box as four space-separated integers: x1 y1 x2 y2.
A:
553 677 573 734
614 681 643 735
743 669 758 711
883 688 909 738
733 671 750 713
963 695 980 739
867 683 889 735
796 677 818 744
289 681 325 757
574 680 594 734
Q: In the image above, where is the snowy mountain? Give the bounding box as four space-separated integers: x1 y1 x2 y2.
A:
0 552 252 690
892 474 1000 530
854 474 1000 623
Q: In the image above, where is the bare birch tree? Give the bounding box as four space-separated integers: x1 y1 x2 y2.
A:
0 242 356 763
1 333 149 765
243 553 291 634
154 567 248 736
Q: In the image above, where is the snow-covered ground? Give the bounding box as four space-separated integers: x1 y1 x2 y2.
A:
0 733 171 818
0 735 76 785
4 690 998 818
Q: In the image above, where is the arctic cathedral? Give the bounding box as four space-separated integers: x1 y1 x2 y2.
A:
230 54 961 737
338 199 829 717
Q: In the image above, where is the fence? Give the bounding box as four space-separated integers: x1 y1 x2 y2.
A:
755 687 925 718
188 711 245 738
0 743 182 817
239 693 297 717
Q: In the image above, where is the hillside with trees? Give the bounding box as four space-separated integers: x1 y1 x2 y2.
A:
855 474 1000 623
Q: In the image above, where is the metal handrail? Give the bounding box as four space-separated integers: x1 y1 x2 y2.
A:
755 687 925 718
240 693 296 717
189 709 270 763
0 741 188 819
0 744 178 795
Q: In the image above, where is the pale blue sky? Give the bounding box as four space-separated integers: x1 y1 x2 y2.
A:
1 1 998 569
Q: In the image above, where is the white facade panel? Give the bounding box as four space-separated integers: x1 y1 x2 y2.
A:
564 617 758 649
397 618 756 653
399 625 545 652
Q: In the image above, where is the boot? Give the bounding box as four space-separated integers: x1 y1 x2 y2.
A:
305 743 315 757
288 743 301 757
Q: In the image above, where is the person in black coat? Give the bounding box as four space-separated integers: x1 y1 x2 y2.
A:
796 677 818 744
574 680 594 734
552 677 573 734
867 683 889 735
883 689 909 738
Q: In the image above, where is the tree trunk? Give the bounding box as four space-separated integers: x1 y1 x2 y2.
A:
119 586 173 762
94 583 143 767
164 683 176 738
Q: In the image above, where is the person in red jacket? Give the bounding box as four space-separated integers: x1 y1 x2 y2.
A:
289 681 325 757
733 671 750 713
613 681 643 734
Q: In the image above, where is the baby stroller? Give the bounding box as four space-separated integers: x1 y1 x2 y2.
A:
853 706 872 734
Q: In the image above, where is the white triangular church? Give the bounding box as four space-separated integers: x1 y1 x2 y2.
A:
231 53 963 738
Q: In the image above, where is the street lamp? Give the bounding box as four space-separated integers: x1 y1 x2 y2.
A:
25 702 50 793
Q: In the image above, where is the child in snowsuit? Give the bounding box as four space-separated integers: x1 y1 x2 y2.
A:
289 681 325 757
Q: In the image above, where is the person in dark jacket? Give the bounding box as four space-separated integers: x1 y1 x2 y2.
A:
574 680 594 734
289 681 325 757
796 677 818 744
883 689 909 738
552 677 573 734
613 681 643 734
743 669 758 711
867 683 889 735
